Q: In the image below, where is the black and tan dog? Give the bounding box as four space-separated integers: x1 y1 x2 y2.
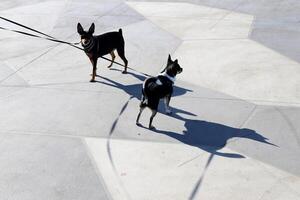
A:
77 23 128 82
136 55 183 129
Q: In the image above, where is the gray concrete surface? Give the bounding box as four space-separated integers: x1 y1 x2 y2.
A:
0 0 299 199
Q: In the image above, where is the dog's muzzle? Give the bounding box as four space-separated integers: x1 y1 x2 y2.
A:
178 68 183 74
81 39 89 45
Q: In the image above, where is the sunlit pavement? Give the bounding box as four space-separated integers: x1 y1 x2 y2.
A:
0 0 299 199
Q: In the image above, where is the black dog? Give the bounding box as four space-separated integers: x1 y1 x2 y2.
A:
77 23 128 82
136 55 183 129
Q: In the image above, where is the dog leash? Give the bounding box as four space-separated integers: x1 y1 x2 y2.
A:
0 16 82 49
0 16 152 77
98 56 152 77
0 26 83 50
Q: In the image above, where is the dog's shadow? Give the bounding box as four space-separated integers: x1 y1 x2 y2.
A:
148 107 277 158
97 69 277 158
97 69 278 199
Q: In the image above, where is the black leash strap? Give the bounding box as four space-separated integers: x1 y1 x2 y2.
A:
0 16 54 38
0 16 152 77
99 56 151 77
0 25 83 50
0 16 83 50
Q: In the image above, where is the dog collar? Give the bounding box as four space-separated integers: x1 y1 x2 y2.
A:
159 72 175 83
82 38 94 52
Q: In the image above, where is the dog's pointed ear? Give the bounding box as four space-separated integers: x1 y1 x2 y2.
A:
174 59 178 64
160 65 167 73
77 23 84 34
168 54 172 63
89 23 95 34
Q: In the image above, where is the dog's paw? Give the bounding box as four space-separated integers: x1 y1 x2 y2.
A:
136 122 142 127
122 70 127 74
90 79 96 82
149 125 156 130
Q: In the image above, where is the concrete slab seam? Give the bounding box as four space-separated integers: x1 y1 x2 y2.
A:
0 45 59 85
209 1 243 30
50 2 125 47
226 104 257 145
82 139 114 200
275 107 300 146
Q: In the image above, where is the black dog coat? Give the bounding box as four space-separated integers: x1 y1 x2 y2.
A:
142 75 173 110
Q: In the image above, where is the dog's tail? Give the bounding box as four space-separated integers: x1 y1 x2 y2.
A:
119 28 123 35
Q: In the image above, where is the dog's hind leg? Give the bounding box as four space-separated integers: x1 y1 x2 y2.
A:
116 46 128 74
136 104 146 126
107 51 115 68
149 109 157 130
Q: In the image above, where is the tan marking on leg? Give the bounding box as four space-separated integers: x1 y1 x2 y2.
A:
107 51 116 68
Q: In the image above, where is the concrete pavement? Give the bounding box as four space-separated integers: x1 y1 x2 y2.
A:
0 0 299 199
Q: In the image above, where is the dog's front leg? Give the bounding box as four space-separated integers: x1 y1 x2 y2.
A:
89 58 97 82
164 95 172 114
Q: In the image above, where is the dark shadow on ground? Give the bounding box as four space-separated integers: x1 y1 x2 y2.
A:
98 70 276 158
96 69 192 100
151 106 277 158
151 107 277 200
98 68 277 199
